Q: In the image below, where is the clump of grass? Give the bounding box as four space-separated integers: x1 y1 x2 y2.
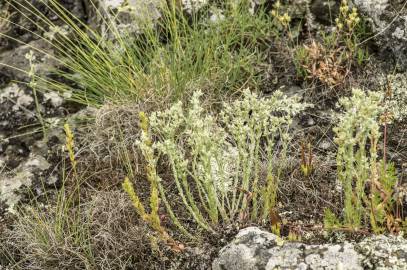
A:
0 123 94 269
124 89 309 238
324 88 401 233
2 0 272 106
2 189 178 269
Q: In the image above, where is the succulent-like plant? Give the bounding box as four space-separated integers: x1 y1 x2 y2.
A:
325 88 399 233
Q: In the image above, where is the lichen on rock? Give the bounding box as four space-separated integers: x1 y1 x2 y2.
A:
213 227 407 270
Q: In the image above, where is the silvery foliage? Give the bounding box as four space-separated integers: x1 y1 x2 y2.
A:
333 88 384 226
334 88 384 165
148 89 309 223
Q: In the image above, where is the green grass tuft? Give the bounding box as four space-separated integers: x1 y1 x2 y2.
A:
2 0 272 107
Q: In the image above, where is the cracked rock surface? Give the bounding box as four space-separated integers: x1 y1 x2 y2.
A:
212 227 407 270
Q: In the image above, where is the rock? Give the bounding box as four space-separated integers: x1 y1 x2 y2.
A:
310 0 340 25
0 83 36 134
0 0 85 54
358 234 407 269
43 92 64 108
0 0 86 218
212 227 407 270
354 0 407 70
0 154 50 213
0 39 59 83
0 82 65 214
383 73 407 121
85 0 162 36
86 0 265 38
353 0 389 22
0 115 63 214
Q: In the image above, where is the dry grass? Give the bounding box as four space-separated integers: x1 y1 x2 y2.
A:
86 191 176 269
1 190 207 269
73 103 147 190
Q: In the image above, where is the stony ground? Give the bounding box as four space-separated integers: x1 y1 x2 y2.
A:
1 0 407 269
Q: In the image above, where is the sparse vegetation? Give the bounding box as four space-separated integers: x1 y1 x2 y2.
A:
300 140 313 177
1 0 407 269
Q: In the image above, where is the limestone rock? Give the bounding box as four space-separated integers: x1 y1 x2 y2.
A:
85 0 162 36
0 83 36 135
354 0 407 70
0 154 50 213
358 234 407 270
213 227 407 270
0 0 85 54
0 39 59 83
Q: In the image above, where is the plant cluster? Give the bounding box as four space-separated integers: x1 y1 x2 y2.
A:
3 1 407 268
0 122 186 269
324 89 401 233
123 89 309 238
293 0 369 87
269 0 303 48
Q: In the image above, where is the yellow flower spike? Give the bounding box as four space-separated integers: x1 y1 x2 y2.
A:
122 177 148 220
63 123 76 170
139 111 149 133
64 123 73 141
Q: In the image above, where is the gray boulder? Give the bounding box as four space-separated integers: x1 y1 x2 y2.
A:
0 39 59 83
85 0 162 36
354 0 407 70
213 227 407 270
85 0 220 35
